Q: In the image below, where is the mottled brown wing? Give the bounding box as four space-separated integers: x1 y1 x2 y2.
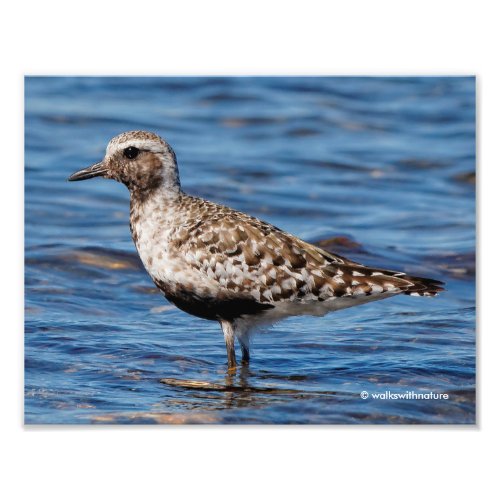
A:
176 200 443 304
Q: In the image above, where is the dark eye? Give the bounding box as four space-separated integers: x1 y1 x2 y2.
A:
123 146 139 159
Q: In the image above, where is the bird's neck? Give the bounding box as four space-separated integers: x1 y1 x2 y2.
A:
129 180 181 206
129 187 187 254
130 184 184 219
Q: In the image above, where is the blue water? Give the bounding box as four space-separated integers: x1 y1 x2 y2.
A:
25 77 475 424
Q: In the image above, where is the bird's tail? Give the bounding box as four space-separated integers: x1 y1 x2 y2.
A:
402 275 445 297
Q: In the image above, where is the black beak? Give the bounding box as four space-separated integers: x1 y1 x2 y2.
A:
68 162 108 182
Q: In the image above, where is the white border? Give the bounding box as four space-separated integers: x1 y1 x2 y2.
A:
4 1 496 499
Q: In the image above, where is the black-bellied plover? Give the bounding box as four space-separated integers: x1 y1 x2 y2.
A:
69 131 444 369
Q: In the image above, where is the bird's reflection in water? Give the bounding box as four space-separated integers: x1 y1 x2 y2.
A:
158 365 340 413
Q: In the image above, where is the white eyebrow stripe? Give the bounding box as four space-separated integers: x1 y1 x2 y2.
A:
106 139 166 156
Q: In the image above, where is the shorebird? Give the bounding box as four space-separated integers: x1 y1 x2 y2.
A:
69 131 444 369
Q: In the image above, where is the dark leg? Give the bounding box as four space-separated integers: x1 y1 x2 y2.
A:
241 345 250 365
220 320 237 369
238 333 250 365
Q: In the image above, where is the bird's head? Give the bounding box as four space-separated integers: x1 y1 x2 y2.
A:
68 131 180 198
